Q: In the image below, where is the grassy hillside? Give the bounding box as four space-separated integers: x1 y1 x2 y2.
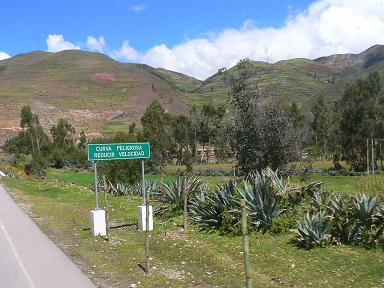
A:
0 50 193 142
152 68 202 92
185 45 384 109
1 45 384 144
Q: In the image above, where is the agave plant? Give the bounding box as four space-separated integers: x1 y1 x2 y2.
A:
330 193 349 215
158 175 206 213
260 167 285 195
190 181 239 230
328 193 353 243
353 194 378 221
116 182 130 196
240 170 284 229
311 191 331 211
116 180 158 197
302 181 324 196
327 193 384 247
348 194 384 246
296 211 332 249
131 180 159 197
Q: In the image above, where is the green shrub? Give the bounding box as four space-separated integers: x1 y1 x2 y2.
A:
349 194 384 247
65 148 88 168
219 208 242 235
50 148 65 168
311 191 331 211
24 152 48 178
4 153 17 165
357 175 384 195
270 206 305 234
182 150 193 173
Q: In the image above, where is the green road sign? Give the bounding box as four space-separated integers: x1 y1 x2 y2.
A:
88 142 150 161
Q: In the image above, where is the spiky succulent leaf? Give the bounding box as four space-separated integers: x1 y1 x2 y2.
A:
190 181 239 230
312 191 331 211
354 194 378 221
158 175 206 213
296 211 332 248
240 170 284 229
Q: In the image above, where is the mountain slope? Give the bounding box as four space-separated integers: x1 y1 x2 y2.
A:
185 45 384 109
0 50 194 143
152 68 202 92
1 45 384 145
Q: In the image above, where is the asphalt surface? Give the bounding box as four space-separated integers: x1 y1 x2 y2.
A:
0 183 96 288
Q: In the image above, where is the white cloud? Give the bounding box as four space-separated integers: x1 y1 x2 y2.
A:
0 52 10 60
113 0 384 79
112 40 141 62
86 35 106 53
131 4 146 13
46 34 80 52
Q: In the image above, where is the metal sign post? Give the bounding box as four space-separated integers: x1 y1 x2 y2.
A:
93 161 99 210
141 160 146 204
142 159 150 274
87 142 151 274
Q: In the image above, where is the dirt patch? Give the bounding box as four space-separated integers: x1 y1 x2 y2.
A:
31 100 66 128
160 268 185 280
163 228 186 240
0 127 22 146
69 109 116 124
85 132 103 139
69 109 102 124
90 72 117 82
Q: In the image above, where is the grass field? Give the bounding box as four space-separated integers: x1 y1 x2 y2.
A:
2 169 384 287
46 167 361 193
102 121 128 136
290 175 360 194
46 168 233 189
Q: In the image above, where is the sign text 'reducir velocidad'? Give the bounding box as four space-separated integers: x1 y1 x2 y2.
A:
87 143 150 161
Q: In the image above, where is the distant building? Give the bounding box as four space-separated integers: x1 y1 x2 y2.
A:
196 148 216 163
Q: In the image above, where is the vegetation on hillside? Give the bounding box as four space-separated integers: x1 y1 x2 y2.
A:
2 46 384 144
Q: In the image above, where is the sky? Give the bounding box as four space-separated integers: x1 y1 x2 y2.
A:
1 0 384 79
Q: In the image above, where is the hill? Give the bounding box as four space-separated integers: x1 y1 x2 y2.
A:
0 50 196 144
186 45 384 109
1 45 384 145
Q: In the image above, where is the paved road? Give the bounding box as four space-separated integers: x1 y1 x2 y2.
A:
0 183 96 288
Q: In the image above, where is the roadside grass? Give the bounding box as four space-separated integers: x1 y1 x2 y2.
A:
2 177 266 287
46 168 93 186
2 176 384 287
